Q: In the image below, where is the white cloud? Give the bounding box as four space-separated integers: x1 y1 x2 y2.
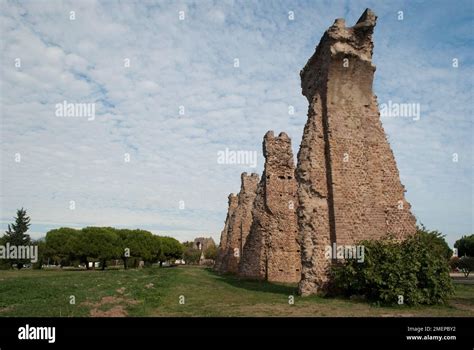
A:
0 0 472 247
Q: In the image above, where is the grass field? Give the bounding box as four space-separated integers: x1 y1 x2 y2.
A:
0 266 472 317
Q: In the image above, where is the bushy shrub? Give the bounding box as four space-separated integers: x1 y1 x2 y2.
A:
416 225 452 261
331 232 454 305
204 244 218 260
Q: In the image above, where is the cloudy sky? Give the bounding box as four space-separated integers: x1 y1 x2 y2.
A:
0 0 472 247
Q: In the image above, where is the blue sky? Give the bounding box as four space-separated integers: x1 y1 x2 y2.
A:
0 0 472 247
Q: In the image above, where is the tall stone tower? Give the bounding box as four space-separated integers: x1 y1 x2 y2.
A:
239 131 301 283
296 9 417 296
219 172 259 274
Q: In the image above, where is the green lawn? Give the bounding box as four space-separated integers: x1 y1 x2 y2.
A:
0 266 472 317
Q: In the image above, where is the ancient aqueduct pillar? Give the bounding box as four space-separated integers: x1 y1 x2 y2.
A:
296 9 417 296
239 131 301 283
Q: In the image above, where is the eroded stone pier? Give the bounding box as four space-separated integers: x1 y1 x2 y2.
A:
217 172 259 274
239 131 301 283
296 9 417 296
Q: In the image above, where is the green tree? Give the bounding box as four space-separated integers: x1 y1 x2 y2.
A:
3 208 32 269
182 241 194 249
454 235 474 257
32 240 47 269
204 244 217 260
81 227 121 270
44 227 81 266
0 235 10 269
458 256 474 277
183 247 202 265
116 229 155 268
154 236 183 266
165 237 184 261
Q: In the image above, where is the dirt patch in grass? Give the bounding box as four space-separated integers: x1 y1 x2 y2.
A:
0 306 15 314
90 305 127 317
449 302 474 312
82 295 139 317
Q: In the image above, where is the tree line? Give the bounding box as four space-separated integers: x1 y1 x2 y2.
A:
42 227 183 270
0 208 184 270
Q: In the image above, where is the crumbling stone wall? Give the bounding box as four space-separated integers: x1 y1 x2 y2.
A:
194 236 216 265
214 194 238 272
193 237 216 252
219 172 259 274
296 9 417 296
239 131 301 283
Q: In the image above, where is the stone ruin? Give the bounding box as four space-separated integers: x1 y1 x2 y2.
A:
296 9 417 296
214 194 238 272
215 9 417 294
193 236 216 265
193 237 216 252
239 131 301 283
215 172 259 274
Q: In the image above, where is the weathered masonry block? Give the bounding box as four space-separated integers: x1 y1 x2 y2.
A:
219 172 259 274
214 193 238 272
239 131 301 283
296 9 417 296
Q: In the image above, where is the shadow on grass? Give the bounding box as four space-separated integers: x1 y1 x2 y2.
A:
205 268 298 295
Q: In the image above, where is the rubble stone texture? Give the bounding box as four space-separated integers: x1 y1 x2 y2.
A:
193 237 216 252
296 9 417 296
214 194 238 272
217 173 259 274
193 236 216 265
239 131 301 283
